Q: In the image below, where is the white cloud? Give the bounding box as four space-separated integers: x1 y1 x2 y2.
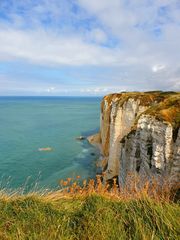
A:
46 87 55 92
80 86 127 95
0 0 180 93
152 64 166 72
0 27 158 68
0 27 122 66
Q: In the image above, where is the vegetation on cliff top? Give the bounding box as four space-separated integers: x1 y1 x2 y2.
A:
145 94 180 126
102 91 179 109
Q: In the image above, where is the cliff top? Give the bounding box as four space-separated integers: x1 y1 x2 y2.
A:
102 91 179 107
101 91 180 127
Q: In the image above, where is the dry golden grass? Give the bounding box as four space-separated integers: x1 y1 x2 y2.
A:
160 107 178 123
54 173 179 203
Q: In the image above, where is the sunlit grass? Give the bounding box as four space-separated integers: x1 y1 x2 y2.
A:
0 174 179 239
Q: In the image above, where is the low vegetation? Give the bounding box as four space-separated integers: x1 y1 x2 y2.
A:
101 91 179 110
0 175 179 240
146 94 180 126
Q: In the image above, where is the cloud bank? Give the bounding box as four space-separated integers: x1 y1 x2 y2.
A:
0 0 179 95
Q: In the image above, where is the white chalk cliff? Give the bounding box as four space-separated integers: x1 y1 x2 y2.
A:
96 92 180 185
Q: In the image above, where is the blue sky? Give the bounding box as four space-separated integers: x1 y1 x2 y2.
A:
0 0 180 96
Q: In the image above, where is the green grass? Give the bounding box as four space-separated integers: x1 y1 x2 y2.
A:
0 193 179 240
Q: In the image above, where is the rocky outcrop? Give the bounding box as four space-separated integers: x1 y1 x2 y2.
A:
98 92 180 185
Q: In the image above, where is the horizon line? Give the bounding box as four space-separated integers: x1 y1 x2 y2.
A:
0 95 104 97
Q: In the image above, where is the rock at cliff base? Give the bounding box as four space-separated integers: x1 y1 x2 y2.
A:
76 136 86 141
87 133 101 145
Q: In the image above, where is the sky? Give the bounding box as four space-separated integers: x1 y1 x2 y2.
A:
0 0 180 96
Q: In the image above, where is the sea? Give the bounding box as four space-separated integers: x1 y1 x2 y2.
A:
0 96 102 191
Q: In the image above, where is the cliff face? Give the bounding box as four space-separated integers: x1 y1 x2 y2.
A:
99 92 180 185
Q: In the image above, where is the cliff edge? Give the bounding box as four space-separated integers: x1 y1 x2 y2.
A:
97 91 180 185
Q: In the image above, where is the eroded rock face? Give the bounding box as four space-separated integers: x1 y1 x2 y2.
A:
171 128 180 184
99 92 180 185
119 115 179 185
102 98 147 179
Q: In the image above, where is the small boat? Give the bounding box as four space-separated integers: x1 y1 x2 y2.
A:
38 147 53 152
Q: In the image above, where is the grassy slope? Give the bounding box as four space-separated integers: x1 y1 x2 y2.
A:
0 194 179 240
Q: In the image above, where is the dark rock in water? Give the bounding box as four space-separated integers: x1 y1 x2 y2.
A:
90 152 96 156
76 136 86 141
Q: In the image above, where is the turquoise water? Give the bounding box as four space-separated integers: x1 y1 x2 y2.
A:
0 97 101 190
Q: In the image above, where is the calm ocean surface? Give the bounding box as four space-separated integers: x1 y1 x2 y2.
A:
0 97 101 190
